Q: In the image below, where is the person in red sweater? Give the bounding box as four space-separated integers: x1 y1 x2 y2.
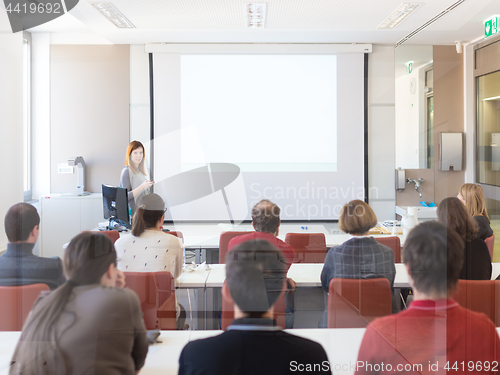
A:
228 199 296 327
228 199 295 268
355 221 500 375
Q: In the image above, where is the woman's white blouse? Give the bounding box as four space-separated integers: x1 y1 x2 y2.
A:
115 230 183 278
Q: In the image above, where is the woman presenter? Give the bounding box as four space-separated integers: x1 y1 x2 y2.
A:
120 140 154 215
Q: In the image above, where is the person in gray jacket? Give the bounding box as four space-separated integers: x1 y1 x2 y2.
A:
9 232 148 375
0 203 64 289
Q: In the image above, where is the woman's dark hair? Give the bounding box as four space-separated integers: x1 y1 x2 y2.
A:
437 197 478 242
403 221 464 296
131 193 165 237
9 232 117 375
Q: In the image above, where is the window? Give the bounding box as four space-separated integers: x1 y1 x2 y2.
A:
23 32 32 201
476 69 500 186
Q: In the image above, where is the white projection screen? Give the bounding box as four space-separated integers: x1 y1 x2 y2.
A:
151 53 365 221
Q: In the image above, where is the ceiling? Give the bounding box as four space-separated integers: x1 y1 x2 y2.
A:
0 0 498 45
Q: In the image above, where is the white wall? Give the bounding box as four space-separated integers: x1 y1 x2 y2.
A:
0 32 24 250
395 66 426 169
368 45 396 221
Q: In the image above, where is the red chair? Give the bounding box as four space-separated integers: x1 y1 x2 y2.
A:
485 235 495 260
0 283 50 331
284 233 327 263
219 231 252 264
220 280 287 330
452 279 500 326
89 230 120 243
375 236 401 263
327 278 392 328
124 272 177 330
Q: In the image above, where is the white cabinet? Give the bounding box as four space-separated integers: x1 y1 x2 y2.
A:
39 194 103 258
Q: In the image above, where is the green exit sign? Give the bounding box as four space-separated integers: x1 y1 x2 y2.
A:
485 16 499 38
406 61 413 75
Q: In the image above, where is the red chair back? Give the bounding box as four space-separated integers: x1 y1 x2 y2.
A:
89 230 120 243
452 279 500 326
327 278 392 328
485 235 495 260
221 280 287 330
284 233 327 263
124 271 176 330
219 231 251 264
0 283 49 331
374 236 401 263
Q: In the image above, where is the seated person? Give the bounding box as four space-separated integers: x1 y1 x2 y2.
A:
115 193 182 277
458 183 493 240
115 193 185 327
320 200 395 326
10 232 149 374
355 221 500 375
438 197 491 280
178 240 331 375
228 199 295 266
228 199 296 328
0 202 64 289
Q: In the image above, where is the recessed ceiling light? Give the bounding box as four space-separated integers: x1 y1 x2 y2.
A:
378 3 422 29
246 3 267 29
89 1 135 29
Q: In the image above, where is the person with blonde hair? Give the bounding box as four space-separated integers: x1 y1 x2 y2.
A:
120 140 154 215
457 183 493 240
9 232 148 375
320 200 395 326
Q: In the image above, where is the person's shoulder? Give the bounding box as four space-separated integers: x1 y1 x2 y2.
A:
94 286 141 307
182 332 228 354
279 331 328 351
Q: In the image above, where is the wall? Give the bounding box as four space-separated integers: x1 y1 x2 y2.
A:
50 45 130 193
396 46 465 207
433 45 465 202
0 33 24 251
367 45 396 220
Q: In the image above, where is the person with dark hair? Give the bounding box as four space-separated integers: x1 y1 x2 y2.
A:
120 140 154 215
458 183 493 240
9 232 149 375
228 199 295 266
0 202 64 289
115 193 182 277
228 199 297 328
178 240 331 375
114 193 185 327
355 221 500 375
320 200 395 326
437 197 491 280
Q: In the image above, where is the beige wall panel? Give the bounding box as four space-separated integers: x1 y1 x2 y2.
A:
395 169 435 206
50 45 130 193
433 46 465 204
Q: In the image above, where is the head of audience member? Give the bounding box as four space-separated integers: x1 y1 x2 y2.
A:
125 140 147 175
131 193 166 237
223 240 288 320
338 200 377 236
458 183 490 221
251 199 282 236
437 197 478 242
403 221 464 300
11 232 119 373
4 203 40 244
